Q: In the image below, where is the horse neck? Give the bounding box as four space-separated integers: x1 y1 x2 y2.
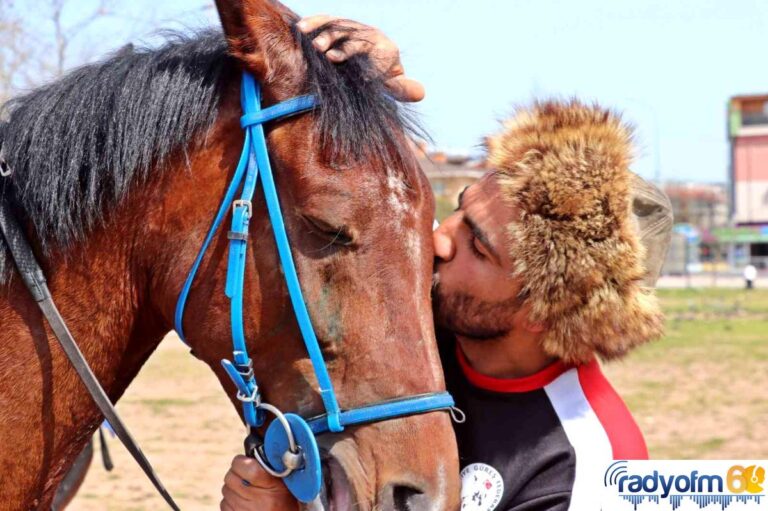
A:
0 78 245 508
0 190 169 507
1 196 171 389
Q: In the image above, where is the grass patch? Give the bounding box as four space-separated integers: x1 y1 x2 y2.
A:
605 289 768 459
657 288 768 317
130 397 198 416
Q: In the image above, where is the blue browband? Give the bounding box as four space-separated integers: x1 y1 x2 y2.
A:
175 72 455 503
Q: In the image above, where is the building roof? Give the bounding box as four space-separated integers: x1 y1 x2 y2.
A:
421 160 487 180
730 93 768 104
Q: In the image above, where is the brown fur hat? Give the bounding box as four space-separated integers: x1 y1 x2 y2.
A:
487 99 664 364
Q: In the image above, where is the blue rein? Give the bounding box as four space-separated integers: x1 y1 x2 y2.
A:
175 72 455 503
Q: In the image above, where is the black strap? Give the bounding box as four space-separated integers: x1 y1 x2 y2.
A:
0 199 180 511
99 426 114 471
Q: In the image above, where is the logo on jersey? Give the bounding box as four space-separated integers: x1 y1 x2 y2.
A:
460 463 504 510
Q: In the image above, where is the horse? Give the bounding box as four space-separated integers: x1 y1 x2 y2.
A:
0 0 460 509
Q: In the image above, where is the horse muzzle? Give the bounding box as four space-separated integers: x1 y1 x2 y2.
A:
310 442 454 511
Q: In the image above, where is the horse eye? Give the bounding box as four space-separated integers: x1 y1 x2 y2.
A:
302 215 355 246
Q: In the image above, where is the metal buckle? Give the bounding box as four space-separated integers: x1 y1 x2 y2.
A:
227 231 249 241
449 406 467 424
232 199 252 218
236 386 261 405
235 359 255 381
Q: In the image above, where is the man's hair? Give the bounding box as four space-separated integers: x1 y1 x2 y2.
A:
487 99 664 364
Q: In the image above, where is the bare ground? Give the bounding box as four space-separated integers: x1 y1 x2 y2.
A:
70 336 243 511
70 290 768 509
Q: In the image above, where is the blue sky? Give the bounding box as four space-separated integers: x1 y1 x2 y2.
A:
57 0 768 183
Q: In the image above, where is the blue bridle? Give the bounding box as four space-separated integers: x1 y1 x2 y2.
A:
174 72 455 503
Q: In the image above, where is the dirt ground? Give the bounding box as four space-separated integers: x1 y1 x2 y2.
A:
70 336 244 511
605 289 768 460
69 289 768 510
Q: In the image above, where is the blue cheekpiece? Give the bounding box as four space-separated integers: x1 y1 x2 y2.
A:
174 71 457 503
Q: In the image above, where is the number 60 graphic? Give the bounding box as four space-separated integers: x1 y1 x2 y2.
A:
727 465 765 494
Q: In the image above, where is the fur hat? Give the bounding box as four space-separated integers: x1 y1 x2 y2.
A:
487 99 664 364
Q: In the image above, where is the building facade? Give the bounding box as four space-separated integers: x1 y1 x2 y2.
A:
414 142 486 221
727 95 768 268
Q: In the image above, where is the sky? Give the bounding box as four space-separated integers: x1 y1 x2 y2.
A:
52 0 768 183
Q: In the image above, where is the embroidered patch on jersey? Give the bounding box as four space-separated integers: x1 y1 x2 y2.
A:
460 463 504 510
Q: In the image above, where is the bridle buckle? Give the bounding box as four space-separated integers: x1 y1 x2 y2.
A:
232 199 252 218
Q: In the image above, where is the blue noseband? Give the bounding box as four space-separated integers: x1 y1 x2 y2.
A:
175 72 455 503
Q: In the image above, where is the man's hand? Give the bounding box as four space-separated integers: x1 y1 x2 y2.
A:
220 455 298 511
297 15 425 103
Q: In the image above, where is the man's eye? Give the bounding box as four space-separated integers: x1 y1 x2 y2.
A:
468 234 485 258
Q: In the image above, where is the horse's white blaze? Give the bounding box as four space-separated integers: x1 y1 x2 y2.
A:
385 168 420 308
385 169 443 380
386 171 410 220
429 460 449 511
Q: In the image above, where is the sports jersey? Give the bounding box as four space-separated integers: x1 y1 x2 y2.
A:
440 337 648 511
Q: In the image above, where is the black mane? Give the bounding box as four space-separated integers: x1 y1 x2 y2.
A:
0 26 418 281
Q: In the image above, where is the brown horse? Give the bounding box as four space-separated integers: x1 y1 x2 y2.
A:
0 0 459 509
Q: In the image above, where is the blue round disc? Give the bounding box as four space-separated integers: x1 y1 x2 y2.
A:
264 413 322 503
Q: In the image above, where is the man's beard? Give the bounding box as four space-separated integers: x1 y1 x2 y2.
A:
432 273 525 341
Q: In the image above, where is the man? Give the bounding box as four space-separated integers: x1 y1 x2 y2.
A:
220 16 673 511
744 263 757 290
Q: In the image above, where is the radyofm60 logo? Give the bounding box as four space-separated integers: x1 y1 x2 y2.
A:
602 461 767 510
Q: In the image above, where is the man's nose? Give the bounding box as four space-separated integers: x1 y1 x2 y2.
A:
433 224 455 262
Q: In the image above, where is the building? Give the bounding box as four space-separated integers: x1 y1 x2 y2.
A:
413 141 486 221
663 182 728 231
726 94 768 268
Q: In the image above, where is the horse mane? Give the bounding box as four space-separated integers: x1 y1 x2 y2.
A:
0 26 419 282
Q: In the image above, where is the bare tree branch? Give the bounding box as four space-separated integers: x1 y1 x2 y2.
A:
0 0 210 103
49 0 114 76
0 4 37 102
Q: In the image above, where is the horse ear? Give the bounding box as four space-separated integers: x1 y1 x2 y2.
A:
214 0 303 85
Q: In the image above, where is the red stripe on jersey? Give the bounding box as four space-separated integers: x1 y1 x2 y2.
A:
577 360 649 460
457 344 571 393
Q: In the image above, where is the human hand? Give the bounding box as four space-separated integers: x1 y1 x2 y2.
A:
220 455 298 511
297 15 426 102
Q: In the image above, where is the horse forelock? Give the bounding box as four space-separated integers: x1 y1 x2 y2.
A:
296 21 425 179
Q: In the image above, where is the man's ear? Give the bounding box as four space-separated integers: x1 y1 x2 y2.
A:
214 0 303 86
518 304 546 334
524 320 546 334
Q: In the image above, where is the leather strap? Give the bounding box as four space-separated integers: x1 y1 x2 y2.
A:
242 73 345 433
0 199 180 511
99 425 114 471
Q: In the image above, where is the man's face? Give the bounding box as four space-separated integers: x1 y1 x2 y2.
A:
432 173 527 340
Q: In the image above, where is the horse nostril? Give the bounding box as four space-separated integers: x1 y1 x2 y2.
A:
392 484 426 511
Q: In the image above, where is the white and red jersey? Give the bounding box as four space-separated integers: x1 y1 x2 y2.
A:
441 338 647 511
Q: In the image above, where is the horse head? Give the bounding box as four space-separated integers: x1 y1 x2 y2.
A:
154 1 459 508
0 1 459 508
